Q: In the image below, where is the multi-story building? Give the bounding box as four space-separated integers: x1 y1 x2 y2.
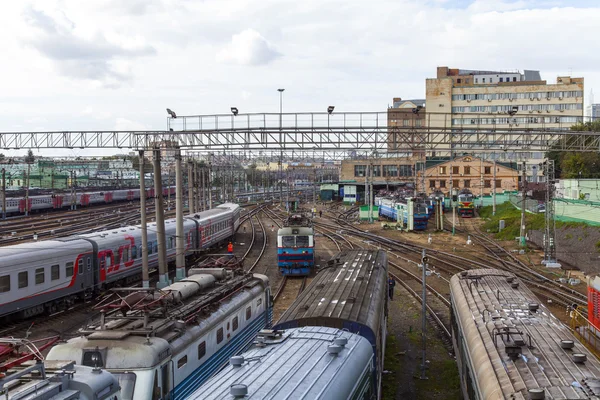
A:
424 66 584 181
387 98 426 156
340 156 417 186
419 155 519 195
587 104 600 121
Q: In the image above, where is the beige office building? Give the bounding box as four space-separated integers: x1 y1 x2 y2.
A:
424 67 584 181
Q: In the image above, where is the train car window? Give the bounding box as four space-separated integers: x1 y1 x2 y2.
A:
177 355 187 369
296 236 309 247
217 328 224 344
257 298 262 307
131 245 137 259
115 252 121 265
197 341 206 359
35 268 45 285
153 242 158 253
0 275 10 293
18 271 28 288
123 248 129 262
282 236 295 247
246 306 251 321
78 259 84 274
87 258 92 271
51 265 60 281
66 262 74 277
232 316 238 331
169 237 175 249
148 244 153 255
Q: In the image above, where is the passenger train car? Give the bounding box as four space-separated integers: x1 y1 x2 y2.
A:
451 269 600 400
47 270 272 400
0 187 175 216
188 327 375 400
377 198 428 231
277 211 315 276
457 189 475 218
273 249 388 399
0 203 241 320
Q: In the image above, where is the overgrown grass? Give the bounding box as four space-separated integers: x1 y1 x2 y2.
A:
480 203 594 241
382 334 401 399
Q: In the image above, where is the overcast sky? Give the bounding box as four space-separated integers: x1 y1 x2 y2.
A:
1 0 599 158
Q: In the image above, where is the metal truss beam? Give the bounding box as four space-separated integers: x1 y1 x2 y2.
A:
0 112 598 152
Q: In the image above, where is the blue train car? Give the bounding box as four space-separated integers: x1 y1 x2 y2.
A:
378 198 428 231
277 213 315 276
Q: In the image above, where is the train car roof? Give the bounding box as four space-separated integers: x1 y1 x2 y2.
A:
277 226 313 235
274 250 387 346
188 327 373 400
450 269 600 399
0 239 92 261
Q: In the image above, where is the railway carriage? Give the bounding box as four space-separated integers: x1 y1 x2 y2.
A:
378 198 428 230
277 212 315 276
273 249 388 399
0 203 241 321
451 269 600 399
189 327 375 400
47 271 272 400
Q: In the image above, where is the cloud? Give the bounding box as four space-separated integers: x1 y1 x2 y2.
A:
22 6 155 87
216 29 280 66
114 117 149 131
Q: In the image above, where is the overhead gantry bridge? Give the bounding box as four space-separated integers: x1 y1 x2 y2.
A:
0 111 598 157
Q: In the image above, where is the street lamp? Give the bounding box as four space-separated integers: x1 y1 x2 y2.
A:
277 89 285 204
166 108 177 118
231 107 238 116
327 105 335 131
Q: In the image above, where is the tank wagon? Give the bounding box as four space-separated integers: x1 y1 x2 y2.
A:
188 327 375 400
0 203 241 321
47 270 272 400
277 211 315 276
451 269 600 399
273 249 388 399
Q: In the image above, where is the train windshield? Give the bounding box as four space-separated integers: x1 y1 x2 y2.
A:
282 236 296 247
296 236 310 247
458 194 473 202
415 204 428 214
112 372 136 400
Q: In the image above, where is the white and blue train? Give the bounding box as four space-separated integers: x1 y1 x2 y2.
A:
46 270 272 400
0 203 241 321
377 197 429 231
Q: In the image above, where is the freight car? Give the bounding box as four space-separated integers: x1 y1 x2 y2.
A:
451 269 600 399
0 203 241 320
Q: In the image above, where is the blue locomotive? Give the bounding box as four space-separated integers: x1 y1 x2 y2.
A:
277 212 314 276
378 198 429 230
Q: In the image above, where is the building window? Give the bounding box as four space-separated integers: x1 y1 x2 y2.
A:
496 179 502 187
457 78 462 84
475 78 478 83
399 165 412 176
383 165 398 177
499 77 503 82
66 262 74 278
18 271 28 289
372 165 381 177
464 166 471 175
51 265 60 281
464 180 471 188
429 180 436 188
403 119 409 127
246 306 252 320
217 328 224 344
415 119 422 127
452 180 459 188
198 341 206 360
484 180 491 188
35 268 45 285
452 166 459 175
489 78 493 83
513 77 517 82
439 166 447 174
465 79 469 84
232 316 238 331
482 78 485 83
177 356 187 369
484 166 491 175
354 165 366 177
439 180 446 188
0 275 10 293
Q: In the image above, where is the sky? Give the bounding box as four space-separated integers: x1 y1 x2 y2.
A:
0 0 599 158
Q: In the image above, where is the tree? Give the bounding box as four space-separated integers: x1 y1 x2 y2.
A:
24 150 35 164
546 120 600 178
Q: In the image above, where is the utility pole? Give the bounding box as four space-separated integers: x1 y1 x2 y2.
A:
187 160 194 214
369 161 374 223
420 249 429 380
25 164 30 216
138 150 150 289
175 148 185 281
480 157 484 208
519 161 527 247
153 148 169 289
167 164 171 211
492 156 497 216
1 168 5 220
208 155 213 209
450 165 455 235
544 159 557 264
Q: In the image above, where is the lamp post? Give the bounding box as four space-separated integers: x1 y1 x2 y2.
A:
278 89 285 205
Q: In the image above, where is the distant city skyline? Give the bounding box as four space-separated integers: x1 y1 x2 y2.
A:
0 0 599 158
